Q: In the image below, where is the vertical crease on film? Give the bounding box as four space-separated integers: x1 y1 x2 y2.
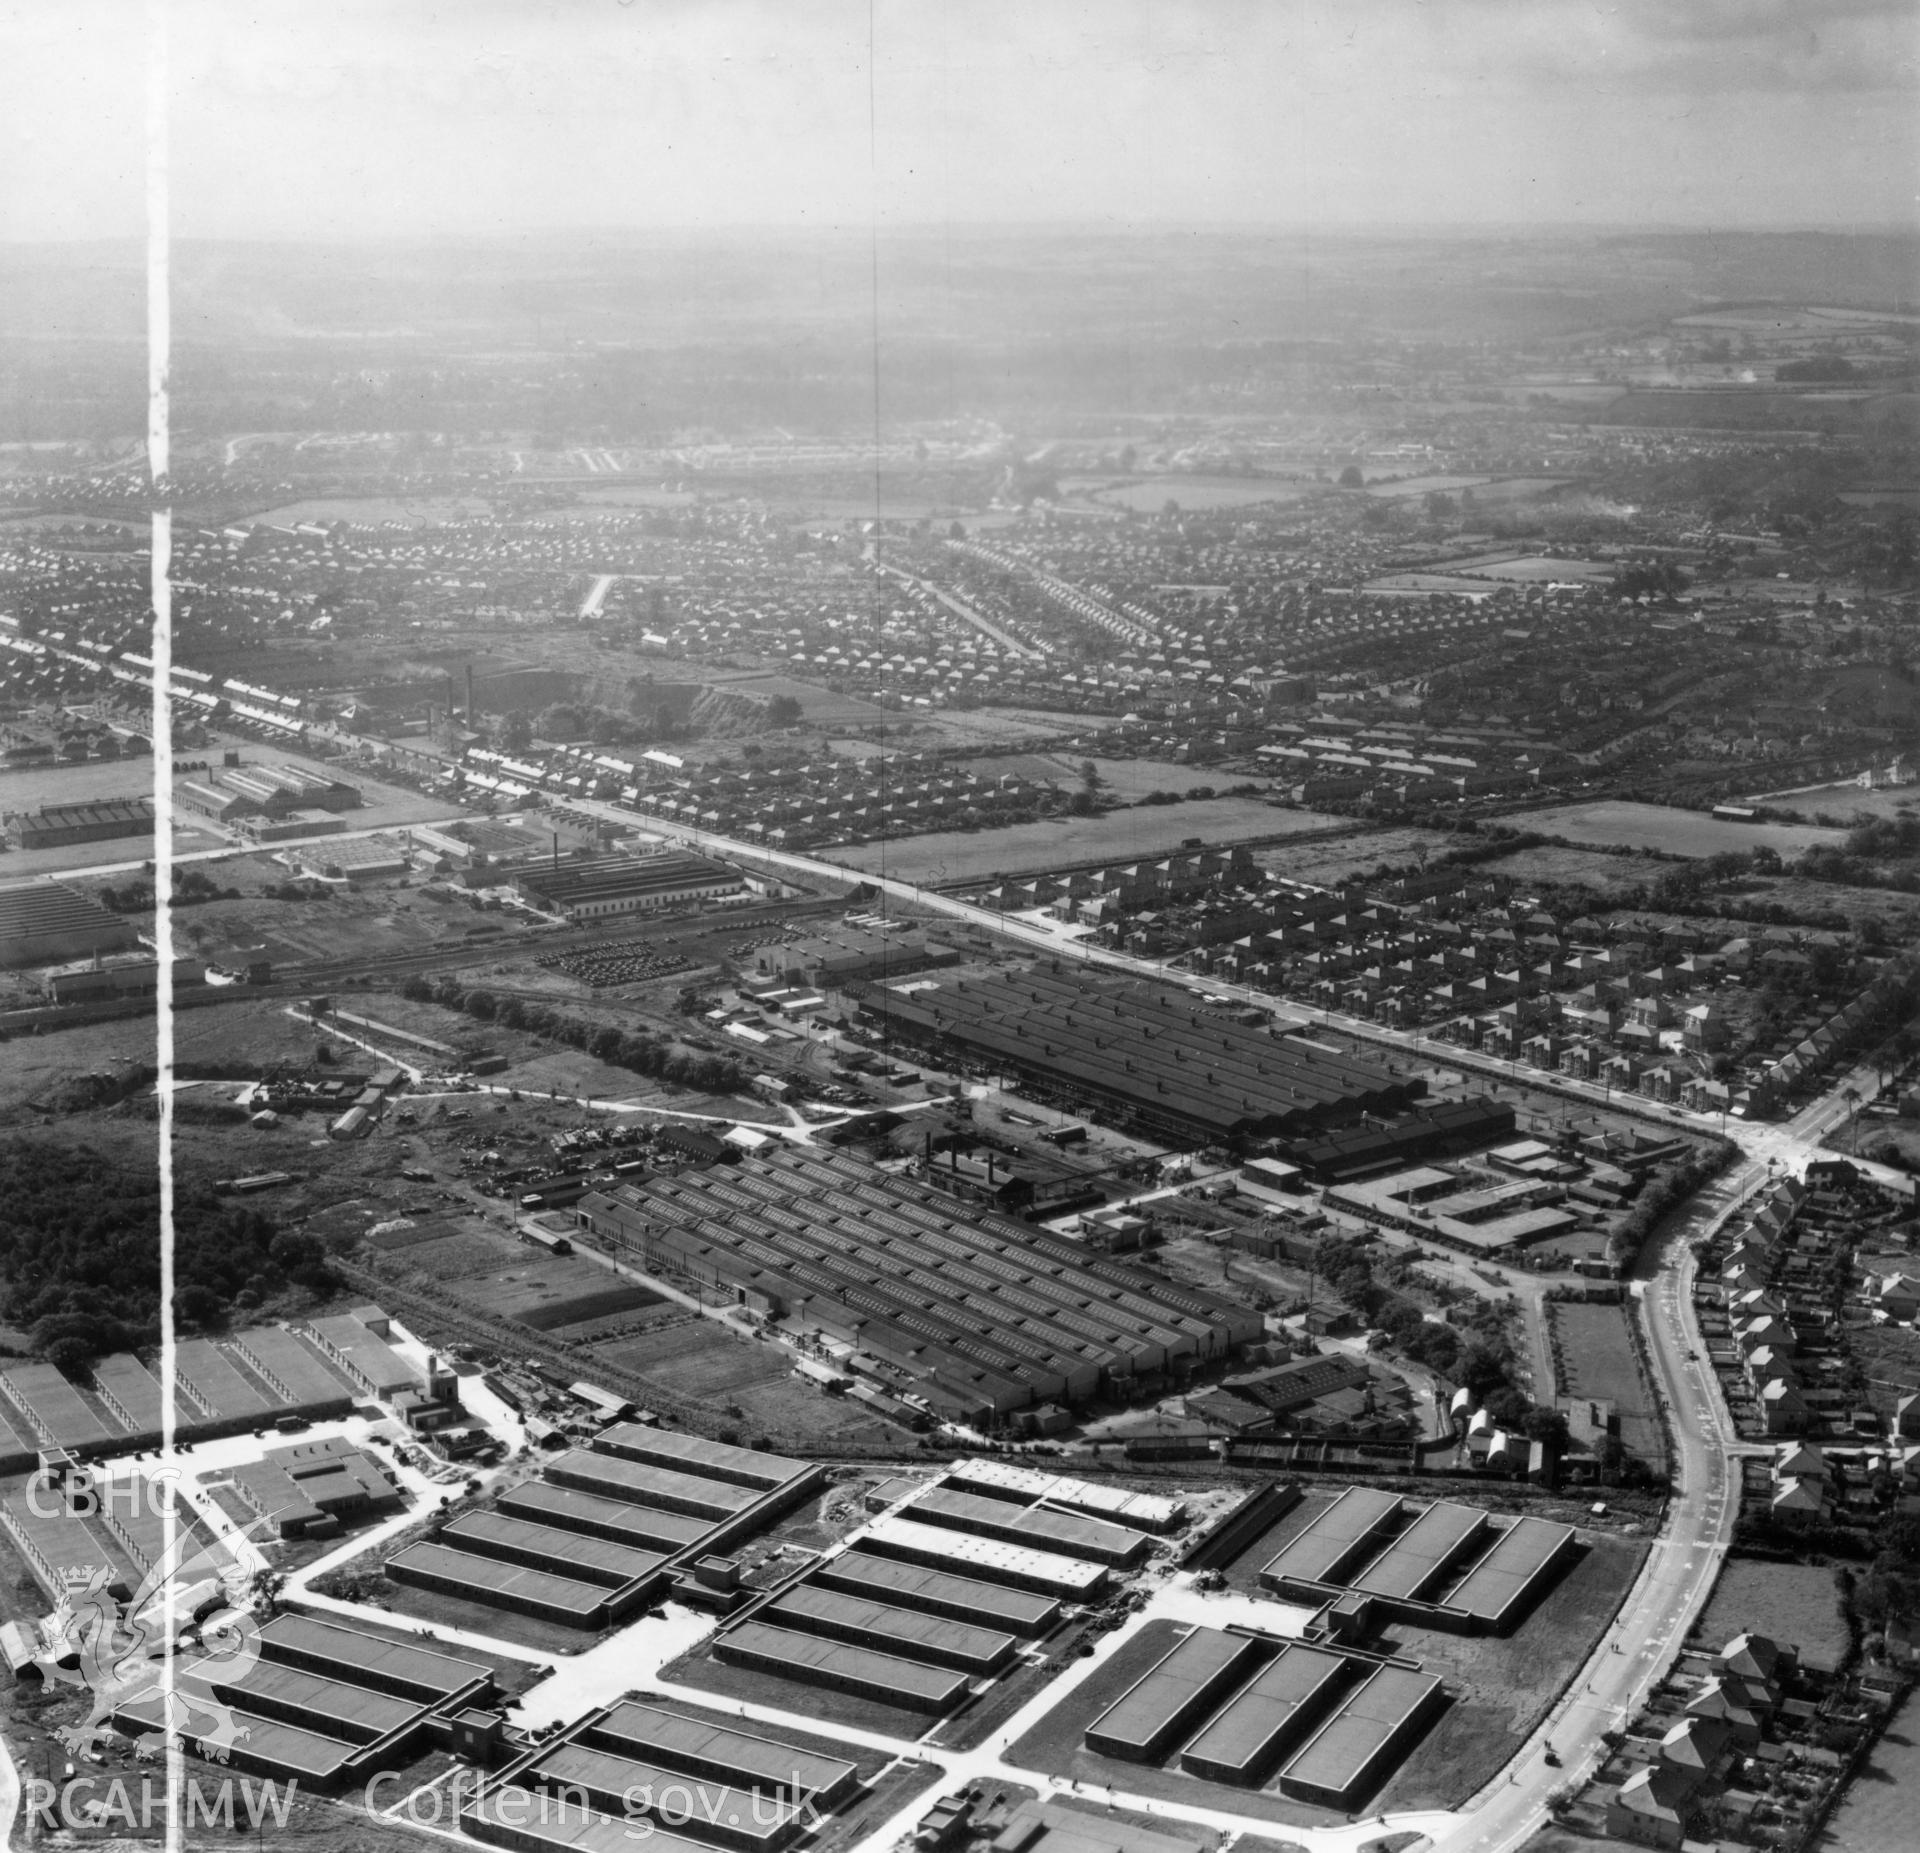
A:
145 2 181 1847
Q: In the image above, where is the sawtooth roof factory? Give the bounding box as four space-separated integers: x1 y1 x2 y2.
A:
859 968 1422 1146
577 1146 1260 1422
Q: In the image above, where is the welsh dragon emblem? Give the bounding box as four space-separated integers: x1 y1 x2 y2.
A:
35 1503 272 1765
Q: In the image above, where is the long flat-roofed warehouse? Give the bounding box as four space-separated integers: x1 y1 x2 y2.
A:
577 1146 1259 1423
860 967 1421 1145
1087 1627 1266 1762
1262 1491 1576 1634
513 851 743 920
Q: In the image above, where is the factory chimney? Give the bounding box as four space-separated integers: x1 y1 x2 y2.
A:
465 664 475 721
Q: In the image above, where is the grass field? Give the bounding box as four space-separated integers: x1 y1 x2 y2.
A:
1091 476 1313 512
1550 1302 1662 1464
1522 800 1846 860
1753 783 1920 823
1253 825 1455 887
581 1319 897 1444
1375 1534 1647 1812
1482 843 1661 898
1694 1557 1851 1675
824 798 1335 884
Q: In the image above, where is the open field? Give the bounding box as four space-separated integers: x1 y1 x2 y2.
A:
1752 782 1920 823
913 709 1086 748
1254 825 1455 886
244 495 498 527
955 755 1279 804
1364 573 1500 593
698 671 896 729
1375 1534 1647 1812
1522 801 1847 859
1549 1302 1661 1463
826 798 1332 883
1695 1558 1851 1675
1463 555 1612 582
1482 843 1672 899
587 1317 792 1398
1089 476 1315 512
1365 474 1493 499
1003 1620 1348 1831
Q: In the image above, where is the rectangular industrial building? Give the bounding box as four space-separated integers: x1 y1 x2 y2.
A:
1180 1645 1355 1785
523 1743 804 1853
1086 1628 1265 1763
1440 1516 1577 1631
5 797 153 850
577 1144 1257 1423
942 1459 1186 1534
514 852 744 921
1263 1491 1574 1634
463 1785 728 1853
1279 1664 1446 1808
1351 1502 1489 1603
592 1425 812 1492
545 1449 761 1523
387 1539 620 1629
302 1312 420 1399
1262 1488 1405 1591
498 1480 711 1554
115 1609 495 1792
764 1583 1017 1675
440 1510 668 1596
257 1611 495 1705
0 1361 117 1449
814 1548 1062 1637
582 1699 862 1807
860 968 1423 1145
0 881 137 968
909 1486 1152 1569
860 1514 1108 1600
713 1619 972 1713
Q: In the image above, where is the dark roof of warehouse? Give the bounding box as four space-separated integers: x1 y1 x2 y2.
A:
1276 1096 1514 1175
581 1144 1258 1413
514 851 737 906
0 880 131 943
864 967 1416 1139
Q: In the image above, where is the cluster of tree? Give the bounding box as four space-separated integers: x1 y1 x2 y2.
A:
97 868 243 912
1776 356 1860 382
1850 1510 1920 1628
1610 560 1692 601
0 1140 336 1368
1310 1233 1565 1442
400 974 748 1094
1606 1150 1729 1274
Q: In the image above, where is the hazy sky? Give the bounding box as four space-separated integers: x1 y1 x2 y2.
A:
3 0 1915 241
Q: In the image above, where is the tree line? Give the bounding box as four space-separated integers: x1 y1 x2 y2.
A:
400 974 750 1094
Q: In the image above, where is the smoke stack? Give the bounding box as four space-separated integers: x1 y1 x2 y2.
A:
466 664 475 720
552 832 559 872
446 671 454 717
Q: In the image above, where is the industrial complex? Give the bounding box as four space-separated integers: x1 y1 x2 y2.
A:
1085 1625 1448 1809
860 969 1423 1144
577 1145 1260 1422
390 1425 826 1630
1260 1488 1577 1634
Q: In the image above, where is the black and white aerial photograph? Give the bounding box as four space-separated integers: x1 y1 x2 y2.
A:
0 2 1916 1846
